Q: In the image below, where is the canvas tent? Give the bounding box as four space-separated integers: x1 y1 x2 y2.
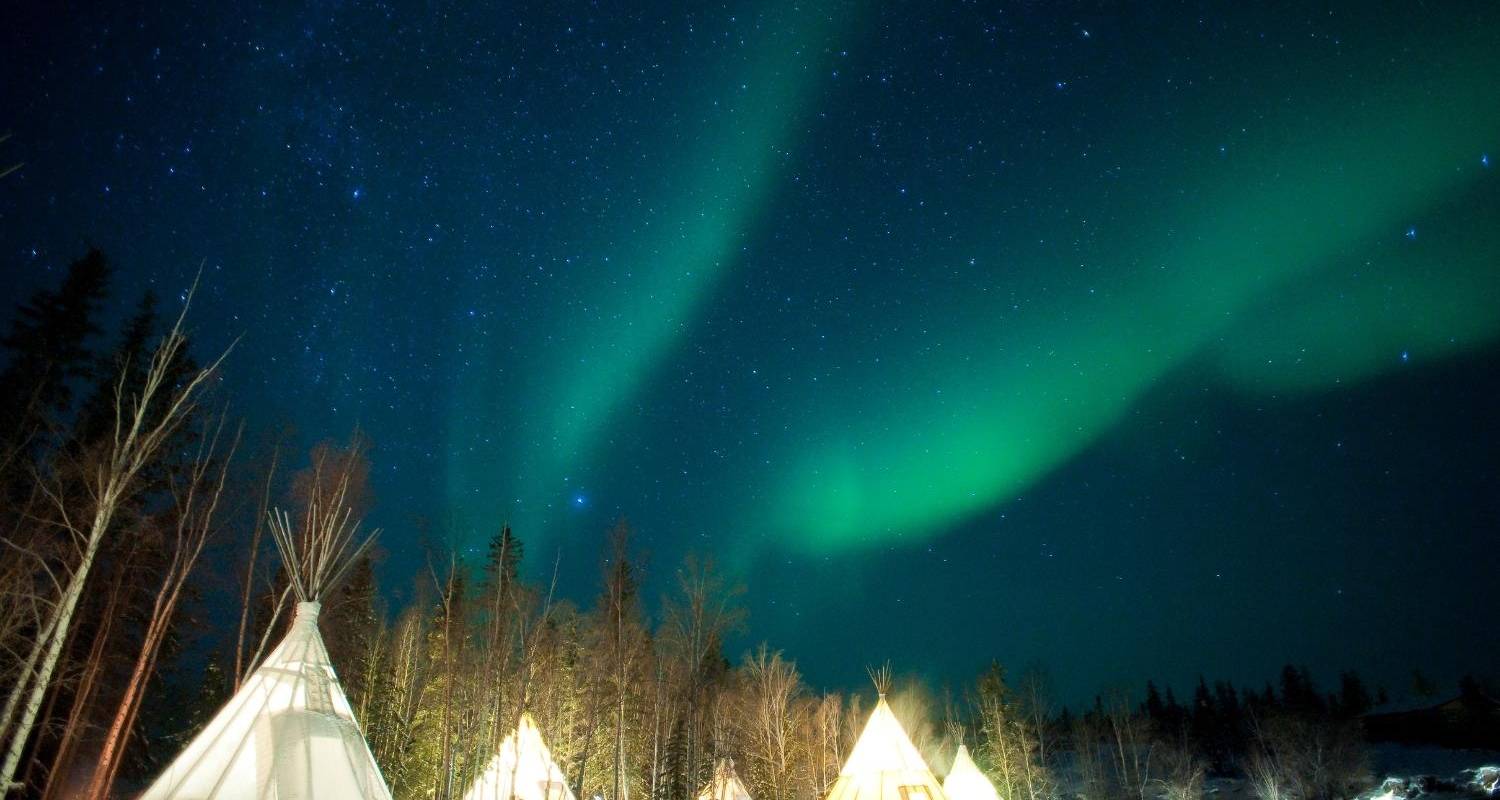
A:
462 712 576 800
696 759 752 800
138 602 391 799
942 744 1000 800
139 495 391 799
824 696 948 800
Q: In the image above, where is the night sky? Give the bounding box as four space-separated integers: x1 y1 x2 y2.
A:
3 2 1498 705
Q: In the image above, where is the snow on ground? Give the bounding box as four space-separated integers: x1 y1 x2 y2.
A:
1054 745 1499 800
1356 745 1500 800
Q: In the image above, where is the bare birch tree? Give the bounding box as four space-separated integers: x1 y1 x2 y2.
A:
83 414 242 799
660 554 745 795
231 440 280 690
0 279 231 795
737 645 802 800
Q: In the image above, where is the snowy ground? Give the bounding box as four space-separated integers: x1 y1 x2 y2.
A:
1356 746 1499 800
1201 745 1500 800
1058 745 1500 800
1370 745 1500 781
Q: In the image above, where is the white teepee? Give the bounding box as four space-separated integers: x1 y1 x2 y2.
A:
942 744 1000 800
824 695 947 800
462 712 576 800
140 487 390 799
696 759 752 800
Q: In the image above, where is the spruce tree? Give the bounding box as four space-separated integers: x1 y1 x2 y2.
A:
1334 671 1372 718
0 248 109 472
325 553 382 713
71 291 164 448
484 524 524 596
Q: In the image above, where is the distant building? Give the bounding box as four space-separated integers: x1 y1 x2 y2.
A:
1363 682 1500 749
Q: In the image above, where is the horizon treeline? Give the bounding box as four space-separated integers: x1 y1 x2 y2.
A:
1 250 1493 800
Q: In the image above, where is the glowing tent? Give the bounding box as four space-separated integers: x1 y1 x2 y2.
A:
462 712 576 800
697 759 752 800
824 695 948 800
139 497 390 799
942 744 1000 800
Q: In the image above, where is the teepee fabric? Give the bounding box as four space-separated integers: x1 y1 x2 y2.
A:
462 712 576 800
696 759 752 800
139 602 392 800
824 697 947 800
942 744 1000 800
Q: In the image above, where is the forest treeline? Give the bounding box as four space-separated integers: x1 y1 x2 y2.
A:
0 251 1488 800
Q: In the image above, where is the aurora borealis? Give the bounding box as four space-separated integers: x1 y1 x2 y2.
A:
447 0 852 547
3 1 1499 702
765 30 1500 552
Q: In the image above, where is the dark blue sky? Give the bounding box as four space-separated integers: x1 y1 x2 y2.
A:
3 1 1498 705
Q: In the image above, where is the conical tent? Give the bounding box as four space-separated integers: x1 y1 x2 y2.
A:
696 759 752 800
824 696 948 800
942 744 1000 800
138 601 392 799
462 712 576 800
141 484 390 799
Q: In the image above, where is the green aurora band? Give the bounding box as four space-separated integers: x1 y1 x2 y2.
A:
447 1 853 542
533 6 847 471
446 8 1500 559
760 30 1500 553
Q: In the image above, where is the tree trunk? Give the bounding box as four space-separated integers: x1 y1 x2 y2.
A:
82 570 184 799
1 292 227 795
40 571 125 800
1 501 114 794
232 455 276 691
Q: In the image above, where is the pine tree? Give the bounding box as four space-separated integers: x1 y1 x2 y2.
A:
476 524 525 754
0 253 110 701
0 273 226 794
9 283 213 798
55 292 205 788
1279 665 1323 714
659 554 744 799
1144 682 1166 721
184 657 230 736
976 662 1051 800
576 520 651 800
325 553 382 714
0 248 109 466
1410 669 1439 700
1190 678 1216 755
1333 671 1372 719
68 289 204 498
484 524 524 596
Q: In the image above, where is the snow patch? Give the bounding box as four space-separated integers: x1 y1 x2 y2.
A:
1461 767 1498 796
1355 766 1500 800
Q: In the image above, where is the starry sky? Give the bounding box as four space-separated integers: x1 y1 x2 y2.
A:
3 1 1499 705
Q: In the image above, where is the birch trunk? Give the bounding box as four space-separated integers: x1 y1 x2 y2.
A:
0 279 229 795
1 500 114 794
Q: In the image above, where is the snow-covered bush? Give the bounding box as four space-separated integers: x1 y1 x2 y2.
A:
1462 767 1499 797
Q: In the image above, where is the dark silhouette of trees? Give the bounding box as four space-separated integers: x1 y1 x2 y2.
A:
0 248 109 470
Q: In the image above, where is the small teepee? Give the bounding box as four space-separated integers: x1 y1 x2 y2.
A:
462 712 575 800
942 744 1000 800
696 759 752 800
139 480 390 799
824 668 947 800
